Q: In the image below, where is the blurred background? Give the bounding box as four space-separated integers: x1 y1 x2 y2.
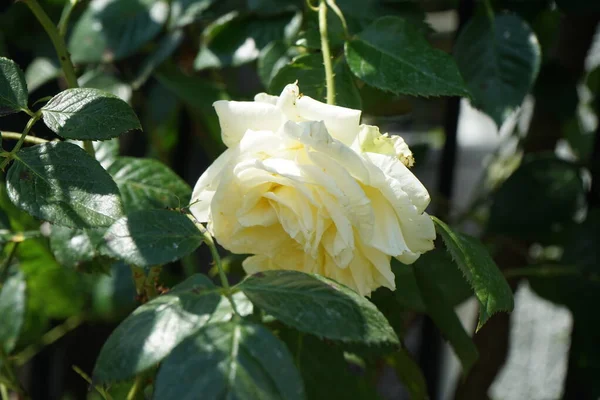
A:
0 0 599 399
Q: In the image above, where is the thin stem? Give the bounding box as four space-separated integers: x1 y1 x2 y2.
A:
1 131 48 145
14 314 85 365
319 0 335 105
22 0 96 159
325 0 348 38
0 242 19 284
202 231 240 316
0 383 8 400
0 115 41 170
72 366 112 400
126 375 144 400
23 0 78 88
58 0 79 37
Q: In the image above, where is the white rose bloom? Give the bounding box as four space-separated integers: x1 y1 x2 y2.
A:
190 83 435 296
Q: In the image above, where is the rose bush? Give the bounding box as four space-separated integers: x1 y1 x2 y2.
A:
191 83 436 296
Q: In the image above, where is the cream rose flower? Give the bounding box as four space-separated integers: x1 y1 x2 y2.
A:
190 83 435 296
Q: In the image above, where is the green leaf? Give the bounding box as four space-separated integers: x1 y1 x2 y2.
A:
414 264 479 375
0 57 28 116
78 69 133 103
269 54 362 109
71 138 120 170
237 270 399 346
454 14 541 127
279 329 382 400
194 12 301 70
132 30 184 89
49 225 105 268
107 157 191 213
24 57 60 93
169 0 215 29
154 320 305 400
345 16 469 97
392 249 472 312
100 209 202 266
390 349 428 400
0 271 26 353
488 155 584 241
257 41 294 87
69 0 169 63
93 274 221 383
433 217 514 330
41 88 141 141
6 142 124 228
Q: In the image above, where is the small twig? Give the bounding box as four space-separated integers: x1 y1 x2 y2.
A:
1 131 48 145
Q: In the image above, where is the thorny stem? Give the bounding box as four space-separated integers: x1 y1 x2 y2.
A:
22 0 96 159
319 0 336 105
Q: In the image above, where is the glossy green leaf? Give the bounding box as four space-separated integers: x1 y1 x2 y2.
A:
345 16 469 97
488 155 584 241
454 14 541 127
108 157 191 213
101 209 202 266
93 274 221 383
41 88 140 140
269 54 362 109
24 57 60 93
154 320 305 400
195 12 301 70
0 271 26 353
0 57 28 116
6 142 124 228
433 217 514 330
237 270 399 346
414 264 479 375
49 225 105 268
69 0 169 63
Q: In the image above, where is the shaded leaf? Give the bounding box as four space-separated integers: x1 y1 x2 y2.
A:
0 57 28 116
195 12 302 70
25 57 60 93
154 320 305 400
0 271 26 353
41 88 141 140
49 225 105 268
454 14 541 127
488 155 584 241
101 209 202 266
433 217 514 330
6 142 124 228
69 0 169 63
169 0 215 29
258 41 293 87
78 69 133 103
93 274 221 383
237 270 399 346
345 16 469 97
108 157 191 213
269 54 362 109
414 264 479 375
132 30 184 90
